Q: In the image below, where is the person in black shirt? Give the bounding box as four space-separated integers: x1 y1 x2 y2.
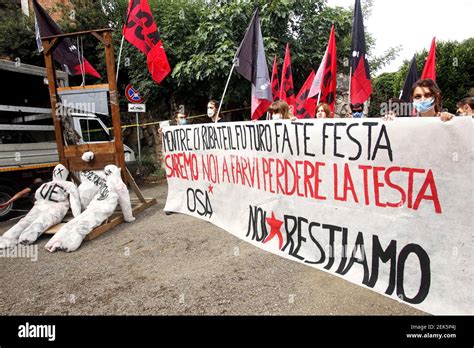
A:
205 99 232 123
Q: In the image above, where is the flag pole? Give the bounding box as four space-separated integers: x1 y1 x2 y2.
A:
116 1 132 84
216 59 237 123
316 91 321 106
116 35 125 83
348 65 352 105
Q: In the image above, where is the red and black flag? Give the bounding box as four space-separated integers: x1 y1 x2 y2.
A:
123 0 171 84
279 43 296 115
350 0 372 104
308 24 337 113
32 0 100 78
295 70 316 119
400 54 419 102
421 37 436 81
235 10 272 120
271 55 280 101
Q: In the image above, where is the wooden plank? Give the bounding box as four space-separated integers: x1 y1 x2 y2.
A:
44 37 59 55
57 84 109 92
104 30 126 172
91 31 109 46
42 28 112 41
44 223 65 234
67 154 116 171
42 38 65 164
124 167 146 203
84 215 124 241
44 199 156 239
63 142 116 157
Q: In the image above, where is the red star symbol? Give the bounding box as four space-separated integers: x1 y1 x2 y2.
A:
208 184 214 194
264 212 284 250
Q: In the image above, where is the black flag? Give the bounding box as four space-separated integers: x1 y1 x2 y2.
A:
400 54 419 103
350 0 372 104
32 0 100 78
234 10 272 120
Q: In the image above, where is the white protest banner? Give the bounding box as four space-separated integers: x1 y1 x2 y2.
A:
163 117 473 315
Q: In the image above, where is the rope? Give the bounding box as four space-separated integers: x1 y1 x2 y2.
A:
76 36 86 87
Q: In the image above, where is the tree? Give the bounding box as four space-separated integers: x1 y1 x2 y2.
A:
390 38 473 113
368 72 398 117
0 0 399 120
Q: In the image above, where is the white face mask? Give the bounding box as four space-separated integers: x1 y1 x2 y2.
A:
207 108 215 117
272 113 282 120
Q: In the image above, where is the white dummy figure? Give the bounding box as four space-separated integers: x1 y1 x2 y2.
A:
0 164 81 248
78 170 107 210
78 151 105 210
45 165 135 253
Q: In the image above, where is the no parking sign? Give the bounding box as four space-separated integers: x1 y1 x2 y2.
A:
125 84 144 103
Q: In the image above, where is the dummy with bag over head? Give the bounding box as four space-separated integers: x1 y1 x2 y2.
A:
0 164 81 248
45 165 135 252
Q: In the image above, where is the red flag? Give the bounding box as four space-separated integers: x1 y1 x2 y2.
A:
123 0 171 84
279 43 296 115
295 70 316 119
271 55 280 101
308 24 337 113
350 0 372 104
421 37 436 81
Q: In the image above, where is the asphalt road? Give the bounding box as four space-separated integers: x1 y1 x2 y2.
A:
0 181 425 315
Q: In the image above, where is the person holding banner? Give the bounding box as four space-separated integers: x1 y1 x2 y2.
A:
175 111 188 125
205 99 230 123
268 100 296 120
456 96 474 116
315 103 332 119
350 103 364 118
411 79 454 121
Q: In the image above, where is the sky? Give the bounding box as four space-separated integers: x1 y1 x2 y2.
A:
327 0 474 75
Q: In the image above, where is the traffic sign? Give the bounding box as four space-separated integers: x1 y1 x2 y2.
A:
125 84 144 103
128 103 146 113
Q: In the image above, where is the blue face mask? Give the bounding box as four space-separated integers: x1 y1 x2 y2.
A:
178 118 187 125
413 98 434 113
352 111 363 118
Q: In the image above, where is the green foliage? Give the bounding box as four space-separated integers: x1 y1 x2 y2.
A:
0 0 400 120
0 4 42 66
368 72 398 117
375 38 474 115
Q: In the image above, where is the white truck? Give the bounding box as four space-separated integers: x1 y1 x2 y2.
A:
0 59 136 221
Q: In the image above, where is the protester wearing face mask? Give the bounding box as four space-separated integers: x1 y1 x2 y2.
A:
175 112 188 125
268 100 295 121
411 79 454 122
350 103 364 118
